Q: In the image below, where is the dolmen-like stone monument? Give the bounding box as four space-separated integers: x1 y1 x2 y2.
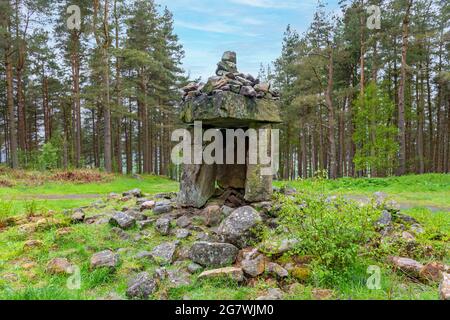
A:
177 51 281 208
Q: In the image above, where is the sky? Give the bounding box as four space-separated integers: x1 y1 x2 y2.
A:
157 0 340 81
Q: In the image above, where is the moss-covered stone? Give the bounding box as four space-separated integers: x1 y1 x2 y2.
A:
180 91 282 127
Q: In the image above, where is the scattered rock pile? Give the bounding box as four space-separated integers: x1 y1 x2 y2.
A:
181 51 280 102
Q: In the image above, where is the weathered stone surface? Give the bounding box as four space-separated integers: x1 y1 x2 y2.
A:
218 206 262 248
187 263 203 274
123 189 142 198
175 228 191 239
180 91 282 126
71 209 85 223
23 240 43 249
202 205 222 227
376 210 392 228
189 242 239 267
124 209 146 221
150 242 177 265
126 272 157 299
221 205 234 217
420 262 447 282
167 270 192 288
155 218 171 236
440 273 450 300
46 258 72 275
222 51 237 64
389 256 423 276
254 83 270 93
240 86 257 98
182 82 199 93
241 254 266 277
91 250 120 269
265 262 288 278
109 212 135 229
312 289 334 300
178 163 216 208
198 267 244 282
256 288 284 300
177 215 192 228
153 201 173 214
140 201 156 211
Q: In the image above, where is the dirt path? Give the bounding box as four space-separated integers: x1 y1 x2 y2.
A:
343 195 450 213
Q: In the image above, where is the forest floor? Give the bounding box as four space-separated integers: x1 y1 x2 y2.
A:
0 170 448 300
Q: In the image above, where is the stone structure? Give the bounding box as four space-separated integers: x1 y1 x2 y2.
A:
177 52 282 208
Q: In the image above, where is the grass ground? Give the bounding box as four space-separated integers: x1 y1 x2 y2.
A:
0 171 448 300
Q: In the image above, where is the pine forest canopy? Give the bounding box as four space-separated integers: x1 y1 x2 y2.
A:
0 0 448 179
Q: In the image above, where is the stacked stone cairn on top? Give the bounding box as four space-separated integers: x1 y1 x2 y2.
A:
181 51 280 103
178 51 282 209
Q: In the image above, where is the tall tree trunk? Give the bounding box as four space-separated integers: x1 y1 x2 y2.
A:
4 33 18 168
326 48 337 179
397 0 413 175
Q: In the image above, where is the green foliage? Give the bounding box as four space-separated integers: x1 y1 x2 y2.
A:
267 192 379 272
0 200 13 226
38 142 59 170
353 82 399 174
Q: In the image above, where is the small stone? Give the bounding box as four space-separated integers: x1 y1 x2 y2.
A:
281 186 297 195
155 218 171 236
126 272 157 299
123 189 142 198
150 242 177 265
137 220 154 230
176 215 191 228
71 210 85 223
182 82 199 93
312 289 334 300
254 83 270 93
140 201 156 211
167 270 192 288
203 205 222 227
420 262 447 282
402 231 416 242
396 213 419 225
222 51 237 64
23 240 43 249
124 210 146 221
198 267 244 282
411 223 425 234
153 204 173 215
91 250 120 269
256 288 284 300
265 262 288 278
110 212 136 229
389 256 423 277
376 210 392 228
176 228 191 239
111 227 131 240
221 205 234 217
135 251 152 260
240 86 257 98
235 76 253 87
440 273 450 300
189 242 239 267
187 263 203 274
241 254 266 277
